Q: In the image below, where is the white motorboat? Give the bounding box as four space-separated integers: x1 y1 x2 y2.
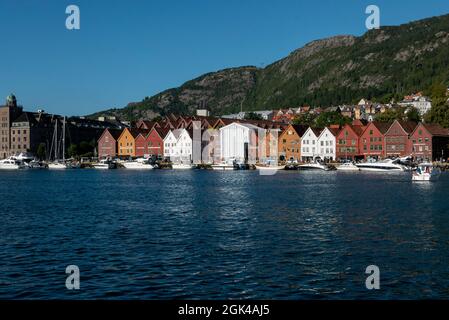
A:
48 162 69 170
337 162 360 171
211 159 235 171
298 162 330 171
0 158 25 170
172 163 194 170
412 163 440 181
356 159 408 172
122 158 154 170
255 164 285 171
92 159 116 170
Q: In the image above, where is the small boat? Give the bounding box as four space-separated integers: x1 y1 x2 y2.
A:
122 158 154 170
298 162 330 171
337 162 360 171
0 158 25 170
27 160 47 169
255 164 285 171
48 162 69 170
92 159 116 170
211 159 235 171
172 163 193 170
412 163 440 181
356 159 408 172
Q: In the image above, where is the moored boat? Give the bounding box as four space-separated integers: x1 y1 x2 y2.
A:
0 157 25 170
172 163 194 170
298 162 330 171
122 158 154 170
356 159 408 172
412 163 440 181
337 162 360 171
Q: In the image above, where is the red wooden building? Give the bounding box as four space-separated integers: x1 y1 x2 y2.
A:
134 129 151 157
146 127 170 158
359 121 391 160
336 124 365 161
384 120 417 158
410 123 449 161
97 128 122 159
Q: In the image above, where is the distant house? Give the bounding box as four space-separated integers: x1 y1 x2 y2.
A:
300 127 322 162
410 123 449 162
384 120 417 158
359 122 391 160
398 93 432 115
278 124 308 162
317 127 340 161
97 128 122 159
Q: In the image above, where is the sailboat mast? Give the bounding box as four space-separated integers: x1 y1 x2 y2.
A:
62 117 66 162
55 118 58 161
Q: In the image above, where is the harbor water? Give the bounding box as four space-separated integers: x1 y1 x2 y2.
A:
1 169 449 299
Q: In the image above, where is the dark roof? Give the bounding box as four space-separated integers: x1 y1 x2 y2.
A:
350 124 365 137
397 120 418 134
106 128 122 140
311 127 323 136
422 123 449 136
291 125 308 137
12 112 38 125
128 128 150 138
327 127 341 136
154 127 170 139
371 121 392 134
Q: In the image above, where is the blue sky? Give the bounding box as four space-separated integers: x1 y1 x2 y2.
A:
0 0 448 116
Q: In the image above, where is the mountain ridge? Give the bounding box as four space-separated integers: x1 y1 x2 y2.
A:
89 13 449 120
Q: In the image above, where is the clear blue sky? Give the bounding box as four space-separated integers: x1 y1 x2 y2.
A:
0 0 448 116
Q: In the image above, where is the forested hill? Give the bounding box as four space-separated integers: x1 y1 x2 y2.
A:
90 13 449 120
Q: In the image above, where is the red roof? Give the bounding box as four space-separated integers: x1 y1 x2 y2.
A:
422 123 449 136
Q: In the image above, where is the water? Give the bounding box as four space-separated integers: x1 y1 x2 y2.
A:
1 169 449 299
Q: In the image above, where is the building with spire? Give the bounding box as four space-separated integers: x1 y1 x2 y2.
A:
0 94 23 158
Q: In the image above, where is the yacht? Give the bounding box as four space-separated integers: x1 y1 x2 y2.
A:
122 158 154 170
356 159 408 172
0 158 25 170
412 163 440 181
298 162 330 171
337 162 360 171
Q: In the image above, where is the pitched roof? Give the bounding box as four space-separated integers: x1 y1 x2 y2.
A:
107 128 123 140
291 125 308 137
153 127 170 139
128 128 150 138
370 121 392 134
422 123 449 136
397 120 418 134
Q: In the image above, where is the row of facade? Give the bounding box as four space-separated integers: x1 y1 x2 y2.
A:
98 114 449 163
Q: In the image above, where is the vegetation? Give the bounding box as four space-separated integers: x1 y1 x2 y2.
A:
376 106 421 123
424 82 449 128
66 140 97 159
36 143 46 160
292 111 351 128
244 112 263 121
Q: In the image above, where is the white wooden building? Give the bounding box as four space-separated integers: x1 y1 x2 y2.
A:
316 127 338 161
219 122 261 163
300 127 322 161
163 129 193 163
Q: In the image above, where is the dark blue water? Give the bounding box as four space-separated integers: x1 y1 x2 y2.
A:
1 169 449 299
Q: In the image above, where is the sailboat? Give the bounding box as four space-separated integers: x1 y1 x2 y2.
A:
48 117 69 170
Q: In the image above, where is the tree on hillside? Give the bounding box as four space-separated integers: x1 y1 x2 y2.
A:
424 82 449 128
292 113 316 127
314 112 352 129
376 106 421 123
244 112 263 121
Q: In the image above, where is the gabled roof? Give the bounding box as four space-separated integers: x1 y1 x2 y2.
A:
421 123 449 137
396 120 418 134
291 125 308 137
367 121 392 134
99 128 122 142
153 127 171 139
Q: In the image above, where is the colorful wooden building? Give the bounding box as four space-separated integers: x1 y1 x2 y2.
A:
410 123 449 161
278 124 308 162
336 124 365 161
359 122 391 160
384 120 417 158
97 128 122 159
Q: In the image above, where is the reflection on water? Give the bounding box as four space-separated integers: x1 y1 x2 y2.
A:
0 170 449 299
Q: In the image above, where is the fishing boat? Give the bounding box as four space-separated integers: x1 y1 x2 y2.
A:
356 159 408 172
412 163 440 181
298 162 330 171
337 162 360 171
0 157 25 170
122 158 154 170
